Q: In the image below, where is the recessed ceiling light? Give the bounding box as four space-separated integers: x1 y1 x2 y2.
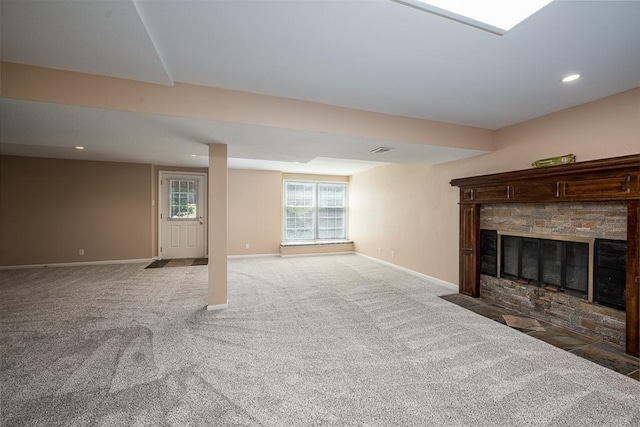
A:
191 154 197 157
75 146 85 150
561 73 583 83
392 0 552 35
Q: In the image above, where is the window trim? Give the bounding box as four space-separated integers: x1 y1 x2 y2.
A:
283 179 348 242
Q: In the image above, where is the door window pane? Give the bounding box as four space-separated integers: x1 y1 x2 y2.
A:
169 179 197 219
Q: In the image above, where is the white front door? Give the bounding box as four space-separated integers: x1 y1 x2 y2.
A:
159 172 206 259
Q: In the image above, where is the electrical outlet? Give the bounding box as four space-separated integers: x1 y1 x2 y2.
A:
245 243 250 249
391 250 395 258
79 249 85 256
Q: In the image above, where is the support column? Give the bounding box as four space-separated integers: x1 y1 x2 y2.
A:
206 143 228 310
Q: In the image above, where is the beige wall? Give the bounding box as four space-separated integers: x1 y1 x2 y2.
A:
0 157 349 265
228 169 283 255
349 88 640 285
153 166 280 258
228 171 350 255
0 156 153 266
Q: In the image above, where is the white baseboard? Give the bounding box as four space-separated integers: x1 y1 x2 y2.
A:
206 302 228 311
356 253 458 290
0 258 156 270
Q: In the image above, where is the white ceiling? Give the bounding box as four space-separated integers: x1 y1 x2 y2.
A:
1 0 639 173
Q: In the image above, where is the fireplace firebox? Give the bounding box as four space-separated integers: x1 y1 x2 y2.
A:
501 235 590 296
480 230 627 310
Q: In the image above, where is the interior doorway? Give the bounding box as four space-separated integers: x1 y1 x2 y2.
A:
158 172 207 259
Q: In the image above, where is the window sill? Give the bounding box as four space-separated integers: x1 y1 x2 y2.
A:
279 240 355 256
280 240 354 247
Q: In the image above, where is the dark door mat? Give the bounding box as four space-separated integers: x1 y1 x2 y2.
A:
145 260 170 269
145 258 208 268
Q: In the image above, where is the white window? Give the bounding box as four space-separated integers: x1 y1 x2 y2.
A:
284 181 347 241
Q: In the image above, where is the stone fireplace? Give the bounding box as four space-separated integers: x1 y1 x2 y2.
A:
479 202 628 348
449 154 640 356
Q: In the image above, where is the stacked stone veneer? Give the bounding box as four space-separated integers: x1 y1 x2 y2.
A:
481 276 626 347
481 202 627 239
480 201 628 348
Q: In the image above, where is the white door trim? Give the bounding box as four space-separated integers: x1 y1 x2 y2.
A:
158 171 208 260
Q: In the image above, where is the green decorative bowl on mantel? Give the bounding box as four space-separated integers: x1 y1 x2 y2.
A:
531 154 576 168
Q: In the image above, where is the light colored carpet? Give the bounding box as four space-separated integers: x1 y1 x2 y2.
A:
1 254 639 426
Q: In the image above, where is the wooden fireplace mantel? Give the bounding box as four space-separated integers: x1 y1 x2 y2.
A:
450 154 640 356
